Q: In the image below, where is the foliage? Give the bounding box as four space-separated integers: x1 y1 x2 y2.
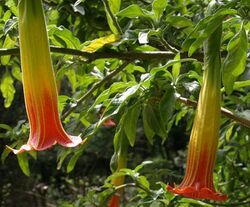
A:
0 0 250 206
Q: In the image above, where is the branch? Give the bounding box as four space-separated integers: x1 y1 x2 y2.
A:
178 97 250 129
205 200 250 206
61 61 130 121
0 47 204 61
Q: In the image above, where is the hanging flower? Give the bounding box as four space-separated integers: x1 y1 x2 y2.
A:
103 119 116 127
99 107 116 127
109 169 126 207
109 195 120 207
167 20 227 201
109 136 128 207
9 0 82 154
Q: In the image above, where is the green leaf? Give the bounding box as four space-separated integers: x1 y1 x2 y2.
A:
187 17 222 56
3 10 12 22
17 153 30 176
134 160 153 172
0 124 12 131
117 4 151 19
5 0 18 16
90 81 137 112
175 109 188 125
67 149 83 173
51 26 81 49
152 0 167 22
234 80 250 89
123 104 141 147
0 71 15 108
58 95 71 113
1 142 16 164
71 0 85 15
179 198 213 206
142 108 155 144
11 64 22 82
166 16 193 28
143 102 167 139
172 53 181 80
103 0 121 34
65 69 77 93
150 58 196 77
108 0 121 14
1 34 15 65
182 8 237 56
113 126 125 152
137 175 150 190
159 86 176 122
223 24 248 95
4 17 18 34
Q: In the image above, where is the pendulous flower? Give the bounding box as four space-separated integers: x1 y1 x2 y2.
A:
109 136 128 207
167 6 227 201
9 0 82 154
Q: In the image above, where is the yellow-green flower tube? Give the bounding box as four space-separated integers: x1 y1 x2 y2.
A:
109 136 128 207
10 0 82 154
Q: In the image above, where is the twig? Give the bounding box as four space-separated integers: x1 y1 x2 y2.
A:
61 61 130 121
178 97 250 129
160 36 180 53
115 182 152 195
101 0 123 35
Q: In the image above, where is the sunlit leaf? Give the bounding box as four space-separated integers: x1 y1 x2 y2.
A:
0 71 15 108
117 4 152 19
152 0 167 22
83 34 120 53
1 34 15 65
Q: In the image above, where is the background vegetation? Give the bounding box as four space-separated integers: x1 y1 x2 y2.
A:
0 0 250 206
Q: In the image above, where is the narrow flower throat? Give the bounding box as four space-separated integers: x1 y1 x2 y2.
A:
9 0 82 154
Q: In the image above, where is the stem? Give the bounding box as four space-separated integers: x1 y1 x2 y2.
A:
102 0 123 35
160 36 180 53
61 61 130 121
205 200 250 206
114 182 152 195
178 97 250 129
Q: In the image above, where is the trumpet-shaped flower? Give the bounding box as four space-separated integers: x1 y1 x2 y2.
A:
10 0 82 154
167 24 227 201
109 138 128 207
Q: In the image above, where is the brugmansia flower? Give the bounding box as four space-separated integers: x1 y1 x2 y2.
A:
167 20 227 201
109 137 128 207
109 163 126 207
9 0 82 154
103 119 116 127
99 107 116 127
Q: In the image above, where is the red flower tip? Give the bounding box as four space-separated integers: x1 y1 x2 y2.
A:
167 185 228 201
109 195 120 207
7 136 85 154
102 119 116 127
